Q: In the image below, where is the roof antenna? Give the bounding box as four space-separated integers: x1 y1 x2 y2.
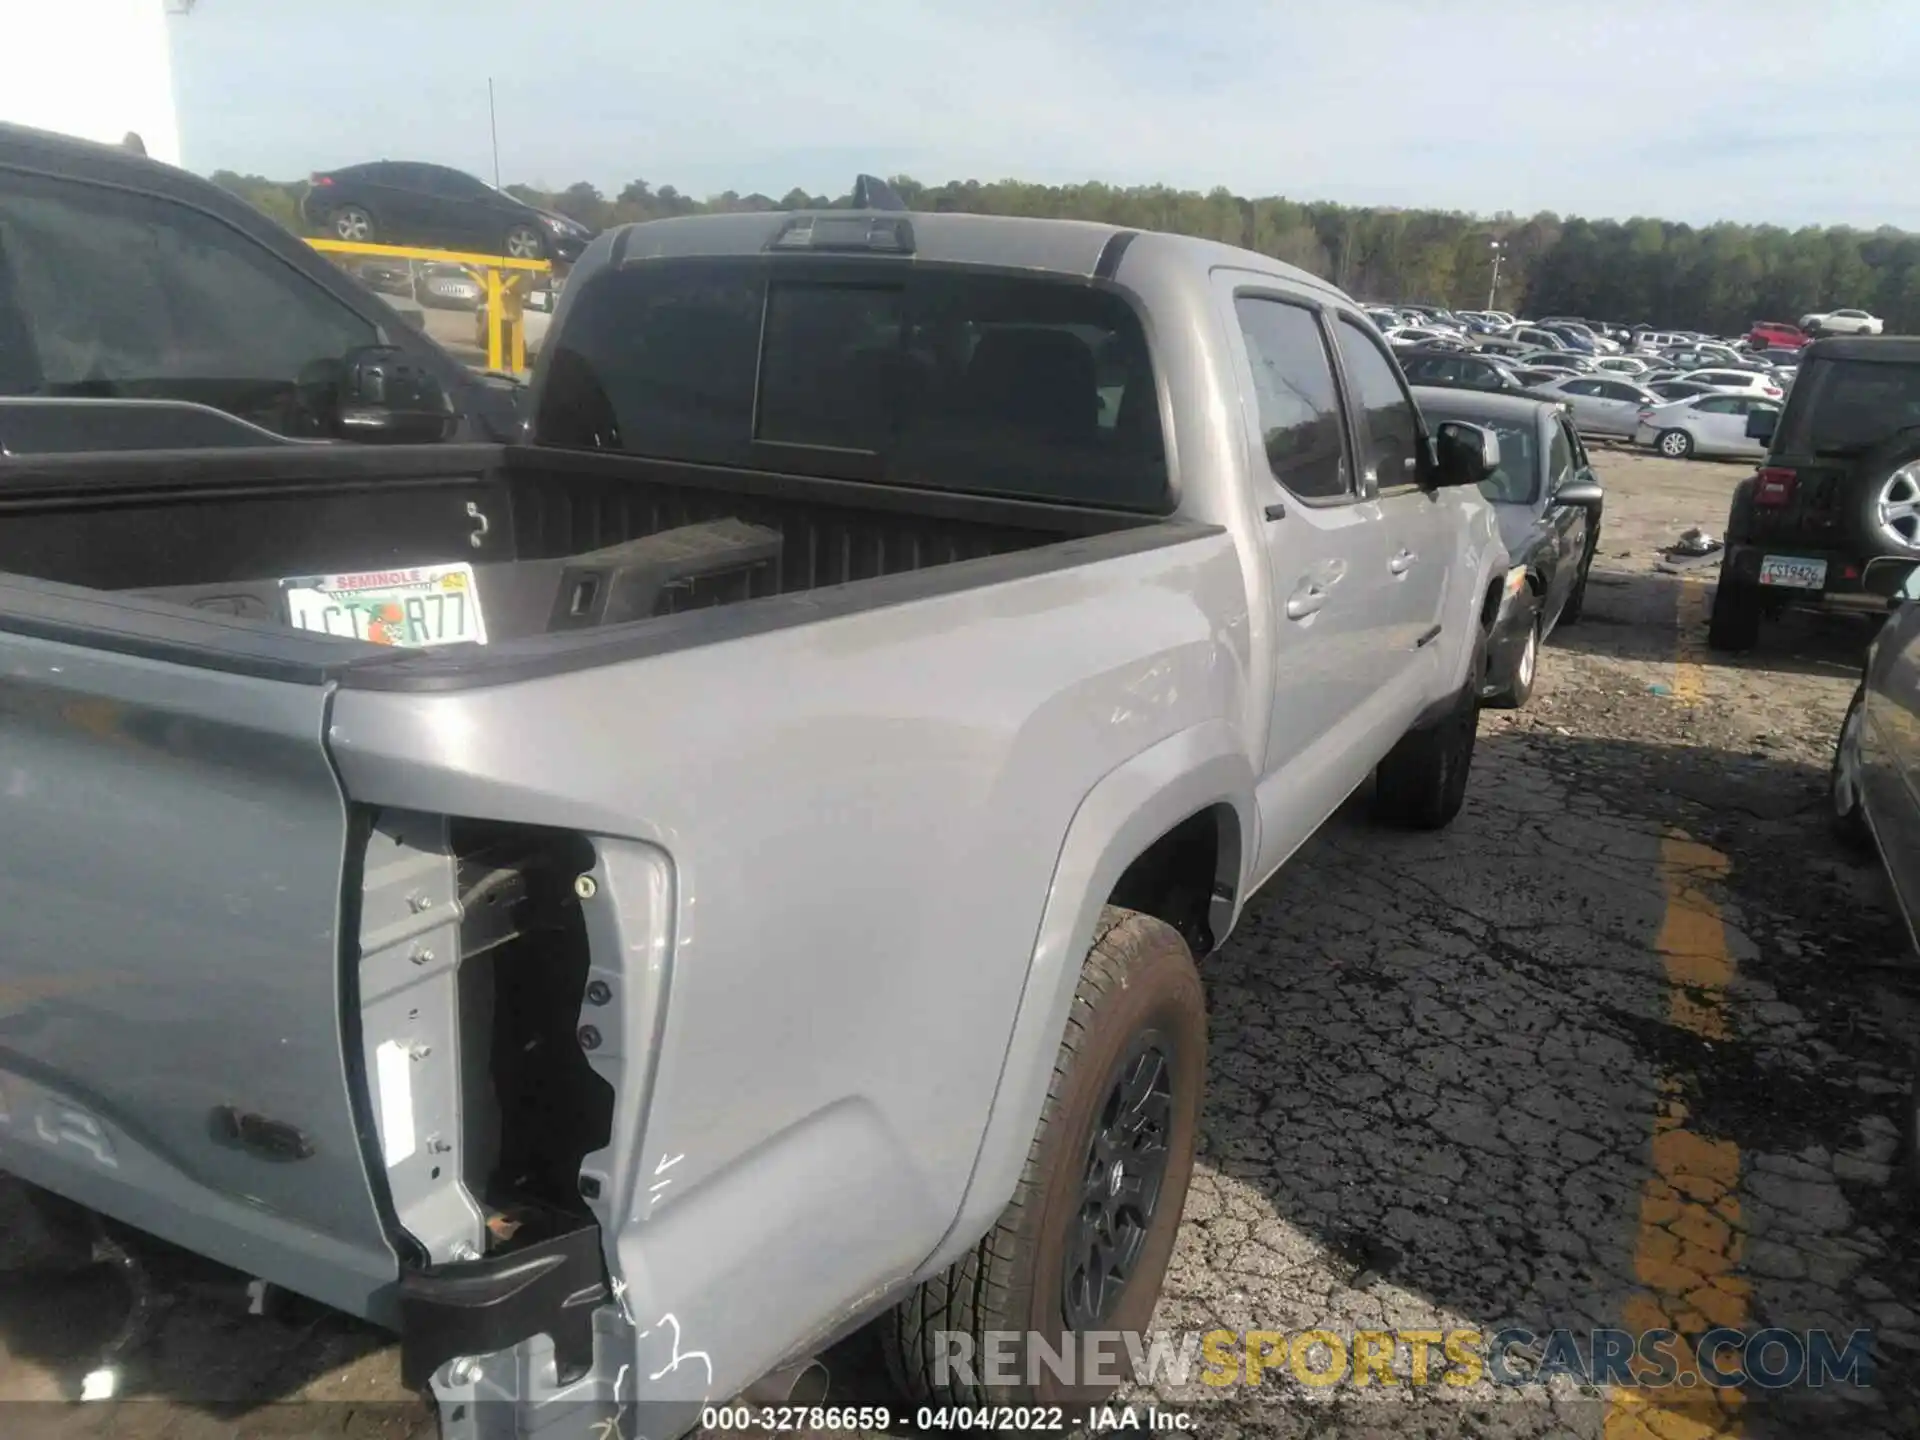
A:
852 174 907 212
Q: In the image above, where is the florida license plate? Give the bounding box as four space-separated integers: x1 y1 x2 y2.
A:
282 563 487 646
1757 555 1827 589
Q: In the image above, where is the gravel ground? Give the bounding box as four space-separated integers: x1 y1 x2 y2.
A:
3 447 1916 1439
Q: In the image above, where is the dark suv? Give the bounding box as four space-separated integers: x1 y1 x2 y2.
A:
1708 336 1920 650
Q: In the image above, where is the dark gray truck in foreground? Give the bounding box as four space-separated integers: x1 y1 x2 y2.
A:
0 121 519 455
0 157 1512 1439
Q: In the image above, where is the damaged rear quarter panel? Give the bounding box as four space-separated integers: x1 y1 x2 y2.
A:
323 527 1248 1397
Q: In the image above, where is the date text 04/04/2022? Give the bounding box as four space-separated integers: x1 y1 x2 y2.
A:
698 1404 1193 1432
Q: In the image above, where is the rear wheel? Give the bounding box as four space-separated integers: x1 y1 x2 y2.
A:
880 907 1204 1408
1657 428 1694 460
1707 575 1761 651
329 205 374 243
1372 679 1478 829
1831 685 1874 853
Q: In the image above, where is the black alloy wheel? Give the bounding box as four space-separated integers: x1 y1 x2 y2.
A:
1062 1032 1175 1331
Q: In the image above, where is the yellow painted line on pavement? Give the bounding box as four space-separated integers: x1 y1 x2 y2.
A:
1672 580 1711 706
1606 582 1746 1438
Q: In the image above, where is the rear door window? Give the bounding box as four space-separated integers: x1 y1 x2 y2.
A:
1233 295 1352 501
536 261 1171 511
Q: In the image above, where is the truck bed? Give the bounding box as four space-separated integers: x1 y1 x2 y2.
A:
0 443 1202 684
0 431 1241 1379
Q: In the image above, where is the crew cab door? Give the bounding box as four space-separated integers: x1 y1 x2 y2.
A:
1329 313 1450 713
1223 287 1388 874
0 603 400 1321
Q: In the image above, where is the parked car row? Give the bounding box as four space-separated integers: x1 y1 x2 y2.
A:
1356 305 1822 461
1369 305 1887 370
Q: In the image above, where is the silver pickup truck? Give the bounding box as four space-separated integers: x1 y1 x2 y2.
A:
0 193 1508 1437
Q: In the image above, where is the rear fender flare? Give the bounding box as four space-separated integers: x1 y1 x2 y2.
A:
911 721 1254 1280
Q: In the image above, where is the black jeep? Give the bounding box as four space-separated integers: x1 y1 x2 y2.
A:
1708 336 1920 650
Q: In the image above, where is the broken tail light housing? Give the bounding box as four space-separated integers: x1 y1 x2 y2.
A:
1754 467 1798 507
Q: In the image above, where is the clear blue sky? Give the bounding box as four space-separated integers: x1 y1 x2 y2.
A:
170 0 1920 230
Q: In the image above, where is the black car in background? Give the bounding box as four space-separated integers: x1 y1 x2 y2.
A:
1709 336 1920 650
1412 387 1605 708
301 161 596 262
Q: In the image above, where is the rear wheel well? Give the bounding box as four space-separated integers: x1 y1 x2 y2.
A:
1107 805 1239 956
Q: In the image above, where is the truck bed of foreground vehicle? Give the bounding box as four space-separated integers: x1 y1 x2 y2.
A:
0 201 1507 1438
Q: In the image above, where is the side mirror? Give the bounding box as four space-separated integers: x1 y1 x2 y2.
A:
1555 478 1604 509
326 345 456 443
1745 408 1778 443
1430 420 1500 488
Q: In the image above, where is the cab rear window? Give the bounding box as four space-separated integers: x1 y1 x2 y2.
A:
534 259 1170 512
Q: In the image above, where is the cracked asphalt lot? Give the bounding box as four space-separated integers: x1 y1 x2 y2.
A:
1138 450 1920 1437
2 450 1917 1439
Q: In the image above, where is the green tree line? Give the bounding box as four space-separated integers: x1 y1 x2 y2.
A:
212 169 1919 336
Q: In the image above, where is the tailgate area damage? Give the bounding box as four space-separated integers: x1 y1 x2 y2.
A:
353 812 615 1388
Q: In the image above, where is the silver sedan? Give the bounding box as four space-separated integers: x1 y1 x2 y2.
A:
1534 375 1665 438
1631 392 1782 460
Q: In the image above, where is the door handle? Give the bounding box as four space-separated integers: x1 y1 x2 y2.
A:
1285 583 1327 620
1389 548 1416 575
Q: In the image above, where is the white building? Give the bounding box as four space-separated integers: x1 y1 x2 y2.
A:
2 0 184 164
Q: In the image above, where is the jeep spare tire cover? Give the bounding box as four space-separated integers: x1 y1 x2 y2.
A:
1853 429 1920 554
